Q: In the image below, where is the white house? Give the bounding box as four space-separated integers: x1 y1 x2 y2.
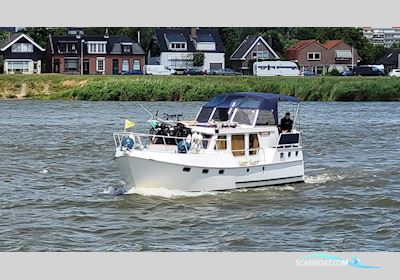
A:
0 33 45 74
148 28 225 71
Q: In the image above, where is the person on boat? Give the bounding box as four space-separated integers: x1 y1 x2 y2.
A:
280 112 293 132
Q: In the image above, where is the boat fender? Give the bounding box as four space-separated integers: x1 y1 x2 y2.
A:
121 137 134 150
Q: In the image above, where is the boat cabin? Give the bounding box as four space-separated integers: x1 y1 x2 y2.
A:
184 92 301 158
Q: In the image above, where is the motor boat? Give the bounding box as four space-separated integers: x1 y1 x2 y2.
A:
113 92 304 191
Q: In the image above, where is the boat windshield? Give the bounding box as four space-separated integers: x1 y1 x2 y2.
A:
196 107 214 122
232 109 258 125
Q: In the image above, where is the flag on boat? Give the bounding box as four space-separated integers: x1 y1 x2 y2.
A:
124 119 136 130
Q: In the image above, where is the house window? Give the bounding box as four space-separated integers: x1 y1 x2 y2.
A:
11 43 33 53
7 60 30 73
122 59 129 71
169 42 186 50
64 58 79 72
87 42 107 54
307 52 321 61
133 59 141 70
96 57 105 72
252 51 269 59
122 44 132 54
57 43 77 54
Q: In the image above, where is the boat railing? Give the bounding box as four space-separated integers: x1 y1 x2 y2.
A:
113 131 214 153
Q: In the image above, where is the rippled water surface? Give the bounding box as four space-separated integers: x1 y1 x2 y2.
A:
0 100 399 251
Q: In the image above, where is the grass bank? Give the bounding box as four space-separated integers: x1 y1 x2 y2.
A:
0 74 399 101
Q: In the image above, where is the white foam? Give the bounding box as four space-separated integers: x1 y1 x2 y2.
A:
305 174 343 184
39 169 48 174
125 186 217 198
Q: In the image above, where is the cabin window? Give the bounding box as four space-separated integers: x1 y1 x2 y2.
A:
231 135 245 156
196 107 214 122
288 152 291 157
219 170 224 175
249 134 259 155
232 109 257 125
202 169 209 174
295 151 299 157
183 167 191 172
280 153 284 159
215 135 227 150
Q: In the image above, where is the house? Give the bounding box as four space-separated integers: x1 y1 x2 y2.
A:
286 39 360 74
0 33 45 74
230 35 279 74
148 28 225 71
377 49 400 73
46 31 145 75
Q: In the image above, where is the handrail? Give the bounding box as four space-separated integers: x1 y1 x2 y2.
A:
113 131 213 153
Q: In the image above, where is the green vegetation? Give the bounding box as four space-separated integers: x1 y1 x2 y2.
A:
1 74 399 101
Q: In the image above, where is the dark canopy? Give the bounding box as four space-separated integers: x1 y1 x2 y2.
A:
200 92 299 124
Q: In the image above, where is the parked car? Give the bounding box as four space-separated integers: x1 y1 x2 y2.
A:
183 68 205 75
145 65 177 75
341 70 354 76
215 68 243 76
300 70 319 76
389 69 400 77
205 69 218 75
121 70 143 75
353 66 385 76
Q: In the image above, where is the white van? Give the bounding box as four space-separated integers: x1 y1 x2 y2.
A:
145 65 177 76
253 61 300 76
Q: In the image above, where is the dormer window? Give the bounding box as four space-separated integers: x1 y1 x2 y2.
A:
169 42 186 50
87 42 107 54
12 43 33 53
57 42 78 54
122 44 132 54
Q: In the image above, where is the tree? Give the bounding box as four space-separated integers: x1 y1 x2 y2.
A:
193 52 205 67
0 30 10 73
23 27 67 48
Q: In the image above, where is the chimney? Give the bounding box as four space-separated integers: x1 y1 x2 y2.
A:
191 27 198 39
137 30 141 44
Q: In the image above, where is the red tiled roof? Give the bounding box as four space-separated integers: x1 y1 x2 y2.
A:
323 40 343 49
286 40 318 51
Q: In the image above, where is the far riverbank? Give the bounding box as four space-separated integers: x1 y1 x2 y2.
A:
0 74 399 101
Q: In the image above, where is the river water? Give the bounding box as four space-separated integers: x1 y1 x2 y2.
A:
0 100 399 251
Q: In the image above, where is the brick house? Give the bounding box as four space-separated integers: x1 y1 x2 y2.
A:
46 31 145 75
230 35 279 75
0 33 45 74
286 39 360 74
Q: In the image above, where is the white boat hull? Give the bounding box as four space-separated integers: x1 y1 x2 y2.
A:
114 154 304 191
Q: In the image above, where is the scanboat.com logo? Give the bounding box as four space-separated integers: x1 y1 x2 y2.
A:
296 253 382 269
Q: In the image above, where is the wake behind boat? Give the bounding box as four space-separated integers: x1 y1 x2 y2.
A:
113 92 304 191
